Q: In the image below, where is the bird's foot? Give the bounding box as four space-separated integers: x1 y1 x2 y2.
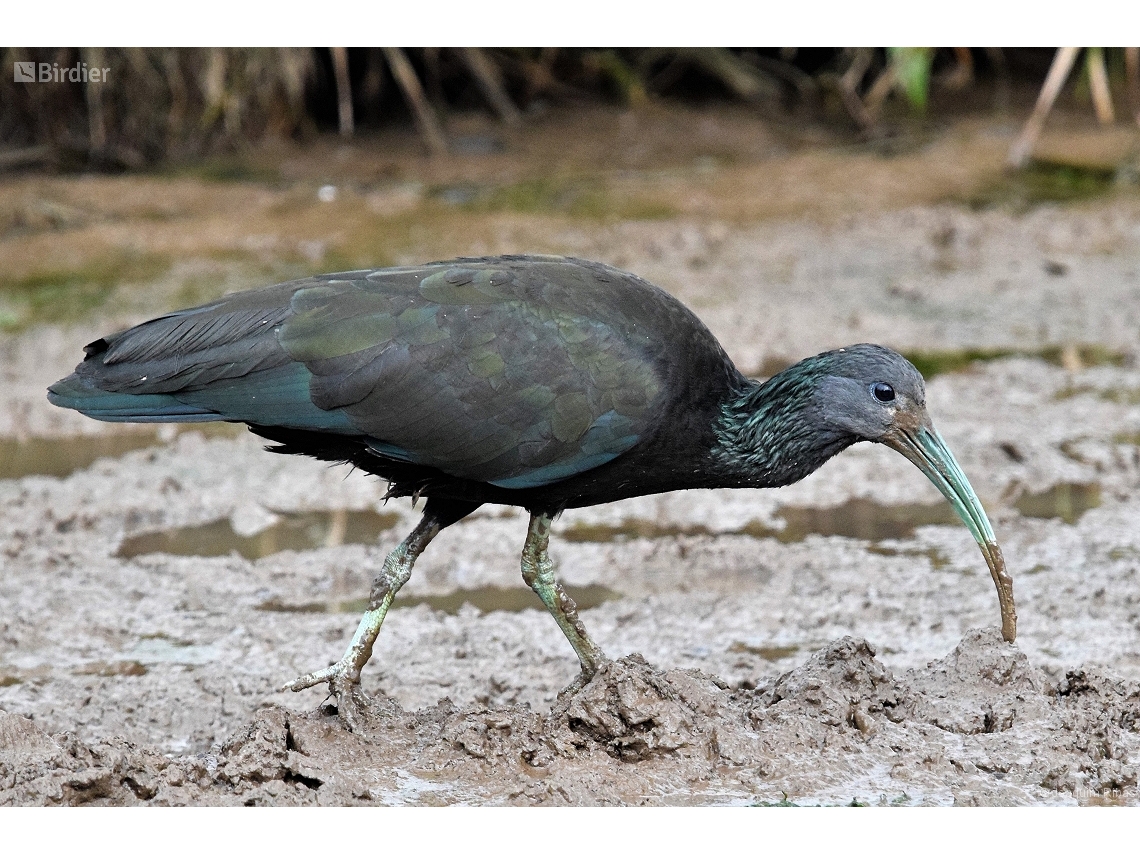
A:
559 656 609 697
284 662 370 732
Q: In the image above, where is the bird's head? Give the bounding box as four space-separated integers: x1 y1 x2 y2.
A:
739 344 1016 641
801 344 929 446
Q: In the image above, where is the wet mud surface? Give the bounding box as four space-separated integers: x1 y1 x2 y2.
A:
4 631 1138 806
3 109 1140 804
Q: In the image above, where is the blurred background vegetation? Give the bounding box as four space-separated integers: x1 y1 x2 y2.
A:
2 47 1139 336
2 47 1137 168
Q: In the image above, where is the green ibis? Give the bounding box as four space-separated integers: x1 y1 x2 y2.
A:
49 255 1015 728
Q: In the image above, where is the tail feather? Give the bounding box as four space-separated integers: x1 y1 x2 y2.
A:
49 358 359 431
47 282 355 431
47 374 222 423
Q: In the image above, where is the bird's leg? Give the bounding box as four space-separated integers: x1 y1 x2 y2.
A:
284 513 442 729
521 512 607 688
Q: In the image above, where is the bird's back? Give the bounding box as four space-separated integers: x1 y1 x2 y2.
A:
50 256 741 506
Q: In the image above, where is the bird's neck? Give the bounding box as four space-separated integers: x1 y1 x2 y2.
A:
711 370 856 488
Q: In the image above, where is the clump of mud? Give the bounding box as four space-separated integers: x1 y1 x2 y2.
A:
3 629 1136 805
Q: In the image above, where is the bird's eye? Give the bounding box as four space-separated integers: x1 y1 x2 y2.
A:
871 382 896 403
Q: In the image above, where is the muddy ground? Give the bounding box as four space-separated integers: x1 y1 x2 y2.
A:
2 104 1140 805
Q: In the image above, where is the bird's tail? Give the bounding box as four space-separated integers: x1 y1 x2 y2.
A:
47 373 220 423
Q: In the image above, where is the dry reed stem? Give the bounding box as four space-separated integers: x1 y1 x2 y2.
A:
1008 46 1081 169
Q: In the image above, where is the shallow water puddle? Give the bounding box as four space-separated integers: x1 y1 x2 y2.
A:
775 499 961 542
125 635 222 665
562 497 961 544
0 432 162 480
561 518 718 542
256 583 622 616
112 482 1099 570
866 543 951 570
112 484 1101 569
728 641 799 661
0 423 243 480
69 636 226 678
1014 482 1101 524
117 509 401 560
77 660 150 678
564 485 1103 546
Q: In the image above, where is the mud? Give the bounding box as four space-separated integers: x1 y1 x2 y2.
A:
2 106 1140 805
3 632 1137 805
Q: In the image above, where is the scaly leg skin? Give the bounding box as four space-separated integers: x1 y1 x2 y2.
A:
284 514 441 731
521 512 608 692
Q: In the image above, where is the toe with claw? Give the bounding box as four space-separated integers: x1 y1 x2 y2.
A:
285 660 371 731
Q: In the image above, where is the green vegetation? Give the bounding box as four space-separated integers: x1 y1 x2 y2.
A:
0 252 171 331
963 159 1122 212
165 156 282 185
904 345 1124 379
1055 385 1140 404
888 48 935 113
903 348 1018 378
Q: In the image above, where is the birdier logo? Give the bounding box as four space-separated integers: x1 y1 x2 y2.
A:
13 61 109 83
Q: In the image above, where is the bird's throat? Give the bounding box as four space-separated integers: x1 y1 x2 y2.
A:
712 375 856 488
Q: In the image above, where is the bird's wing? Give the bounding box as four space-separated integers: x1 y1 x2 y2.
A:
54 258 670 489
277 260 667 487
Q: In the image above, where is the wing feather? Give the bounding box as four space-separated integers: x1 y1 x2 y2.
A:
279 259 669 487
54 257 690 488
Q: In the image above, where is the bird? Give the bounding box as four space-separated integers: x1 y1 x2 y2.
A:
48 254 1016 729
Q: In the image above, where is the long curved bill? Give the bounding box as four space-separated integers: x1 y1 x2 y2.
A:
883 422 1017 643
